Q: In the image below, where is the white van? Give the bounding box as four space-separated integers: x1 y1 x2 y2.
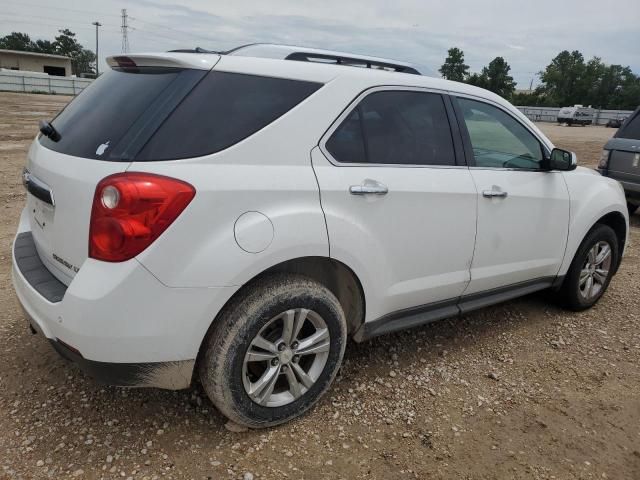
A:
557 105 595 126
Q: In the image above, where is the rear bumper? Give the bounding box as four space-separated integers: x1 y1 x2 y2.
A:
12 208 237 389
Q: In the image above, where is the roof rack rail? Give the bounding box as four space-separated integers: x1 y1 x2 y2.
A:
167 47 220 54
284 51 420 75
165 44 421 75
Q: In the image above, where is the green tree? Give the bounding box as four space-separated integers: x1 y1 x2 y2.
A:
53 29 94 75
479 57 516 97
438 47 469 82
0 32 36 51
466 72 487 89
538 50 586 106
511 90 543 106
74 48 96 76
465 57 516 98
33 39 55 54
536 50 640 109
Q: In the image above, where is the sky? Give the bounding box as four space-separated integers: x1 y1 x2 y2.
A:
1 0 639 87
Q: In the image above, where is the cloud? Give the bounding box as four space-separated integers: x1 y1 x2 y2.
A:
1 0 638 87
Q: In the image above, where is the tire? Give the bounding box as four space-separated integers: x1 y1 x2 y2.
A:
199 273 347 428
627 202 638 215
559 224 619 311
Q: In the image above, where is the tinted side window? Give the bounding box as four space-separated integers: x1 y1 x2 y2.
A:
137 72 322 160
325 108 366 163
618 111 640 140
326 91 456 166
458 98 543 169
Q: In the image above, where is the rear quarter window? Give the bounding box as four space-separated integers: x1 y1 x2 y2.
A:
136 72 322 160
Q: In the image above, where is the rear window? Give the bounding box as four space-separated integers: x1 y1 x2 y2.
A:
39 68 205 160
617 110 640 140
39 69 322 161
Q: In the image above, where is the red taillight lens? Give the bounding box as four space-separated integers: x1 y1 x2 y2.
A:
89 172 195 262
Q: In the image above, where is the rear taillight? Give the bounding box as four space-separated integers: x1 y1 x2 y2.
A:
598 149 611 170
89 172 195 262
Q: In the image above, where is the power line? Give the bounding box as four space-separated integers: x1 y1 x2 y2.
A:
1 12 115 29
0 17 119 34
0 0 120 18
128 16 217 44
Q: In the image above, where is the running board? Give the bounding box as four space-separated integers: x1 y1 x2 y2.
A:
354 277 556 342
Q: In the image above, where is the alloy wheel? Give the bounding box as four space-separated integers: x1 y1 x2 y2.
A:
579 241 612 300
242 308 330 407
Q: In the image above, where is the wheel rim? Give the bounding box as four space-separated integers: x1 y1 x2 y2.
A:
242 308 330 407
579 240 612 300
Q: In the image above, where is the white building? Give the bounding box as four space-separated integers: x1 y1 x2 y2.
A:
0 49 72 76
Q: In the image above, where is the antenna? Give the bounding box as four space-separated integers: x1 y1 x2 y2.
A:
121 8 130 53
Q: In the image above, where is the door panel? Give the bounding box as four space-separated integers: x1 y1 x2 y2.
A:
453 96 570 294
465 169 569 294
312 148 477 322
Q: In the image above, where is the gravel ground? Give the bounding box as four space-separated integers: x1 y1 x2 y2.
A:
0 92 639 480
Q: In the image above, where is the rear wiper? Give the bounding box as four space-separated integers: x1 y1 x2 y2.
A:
39 120 61 142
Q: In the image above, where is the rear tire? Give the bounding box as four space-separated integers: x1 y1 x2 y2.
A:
199 273 347 428
559 224 618 311
627 202 638 215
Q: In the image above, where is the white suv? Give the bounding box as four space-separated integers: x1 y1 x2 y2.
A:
12 44 628 428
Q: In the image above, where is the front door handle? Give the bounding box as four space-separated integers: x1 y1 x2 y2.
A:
350 181 388 196
482 189 508 199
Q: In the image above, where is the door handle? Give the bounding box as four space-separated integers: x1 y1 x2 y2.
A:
349 182 388 196
482 189 508 198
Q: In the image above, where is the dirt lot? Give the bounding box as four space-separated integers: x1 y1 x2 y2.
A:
0 92 638 480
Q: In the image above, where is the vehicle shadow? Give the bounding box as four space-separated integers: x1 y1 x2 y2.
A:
7 286 563 432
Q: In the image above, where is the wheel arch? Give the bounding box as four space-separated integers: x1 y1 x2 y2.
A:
560 171 629 277
195 256 366 372
594 210 627 273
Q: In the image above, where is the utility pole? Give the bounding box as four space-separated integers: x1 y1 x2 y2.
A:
121 9 130 53
92 21 102 76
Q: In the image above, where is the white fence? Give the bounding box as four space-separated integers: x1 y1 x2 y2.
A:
517 106 634 126
0 71 92 95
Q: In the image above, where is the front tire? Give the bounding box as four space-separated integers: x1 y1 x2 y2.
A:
199 274 347 428
559 224 618 311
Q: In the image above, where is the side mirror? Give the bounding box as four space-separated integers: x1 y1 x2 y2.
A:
549 148 577 171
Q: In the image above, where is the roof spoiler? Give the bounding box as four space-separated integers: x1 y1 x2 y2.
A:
106 52 219 71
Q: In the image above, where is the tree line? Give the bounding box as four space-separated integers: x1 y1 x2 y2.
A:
439 47 640 110
0 30 95 76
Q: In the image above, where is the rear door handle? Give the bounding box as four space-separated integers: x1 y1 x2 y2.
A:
482 189 508 199
350 181 388 196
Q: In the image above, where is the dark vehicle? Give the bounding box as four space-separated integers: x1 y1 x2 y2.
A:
606 118 626 128
599 106 640 214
